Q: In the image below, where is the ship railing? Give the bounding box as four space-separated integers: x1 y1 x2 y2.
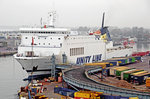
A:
19 45 62 48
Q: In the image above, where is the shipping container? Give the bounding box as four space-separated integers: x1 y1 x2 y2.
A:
107 57 128 65
100 95 129 99
109 67 116 76
129 97 139 99
121 69 136 80
109 66 124 76
54 87 76 97
103 60 119 66
74 91 103 99
134 56 141 62
109 66 128 76
115 67 131 77
128 57 136 63
132 72 150 85
130 71 148 83
112 56 137 64
123 69 144 81
146 77 150 87
132 71 148 76
84 62 110 67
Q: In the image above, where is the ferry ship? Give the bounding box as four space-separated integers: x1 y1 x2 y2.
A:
14 12 134 76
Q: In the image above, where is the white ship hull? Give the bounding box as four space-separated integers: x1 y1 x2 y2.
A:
14 47 133 76
15 56 51 70
14 54 61 76
106 47 133 59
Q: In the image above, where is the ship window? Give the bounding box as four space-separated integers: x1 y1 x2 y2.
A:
50 38 52 39
39 43 40 45
58 38 61 40
49 43 50 45
45 38 46 39
70 47 84 56
25 37 28 39
43 43 45 45
38 37 40 39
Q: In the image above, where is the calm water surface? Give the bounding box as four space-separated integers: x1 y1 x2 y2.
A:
0 56 27 99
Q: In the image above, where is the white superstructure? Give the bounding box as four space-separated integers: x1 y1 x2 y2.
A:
14 12 134 76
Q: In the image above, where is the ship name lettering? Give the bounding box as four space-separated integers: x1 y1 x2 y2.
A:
76 56 91 64
76 54 102 64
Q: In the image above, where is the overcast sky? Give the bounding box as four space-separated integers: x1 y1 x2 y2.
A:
0 0 150 28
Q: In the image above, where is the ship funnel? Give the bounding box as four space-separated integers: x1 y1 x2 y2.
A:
100 12 112 41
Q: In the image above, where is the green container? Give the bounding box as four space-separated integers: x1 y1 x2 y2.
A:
132 57 136 62
123 69 144 81
121 69 136 80
125 59 128 63
115 68 131 77
130 57 136 63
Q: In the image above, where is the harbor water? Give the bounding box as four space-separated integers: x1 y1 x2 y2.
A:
0 56 27 99
0 43 149 99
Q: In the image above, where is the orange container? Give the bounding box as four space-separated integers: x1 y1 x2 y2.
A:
146 77 150 87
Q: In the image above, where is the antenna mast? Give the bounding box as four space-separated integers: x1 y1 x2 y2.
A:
101 12 105 28
40 17 43 27
47 11 56 27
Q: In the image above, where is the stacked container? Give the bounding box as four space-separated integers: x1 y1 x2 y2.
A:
122 69 144 82
107 57 128 66
115 67 131 78
109 66 129 76
103 60 119 66
130 71 148 84
84 62 110 68
146 77 150 88
74 91 103 99
132 72 150 85
120 69 136 80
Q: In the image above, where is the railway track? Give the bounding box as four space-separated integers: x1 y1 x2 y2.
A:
63 66 150 99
